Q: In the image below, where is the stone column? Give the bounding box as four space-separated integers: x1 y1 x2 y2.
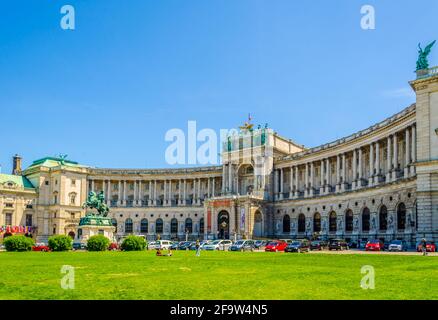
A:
123 180 127 205
154 180 157 205
410 125 416 175
369 143 374 185
352 149 357 189
392 133 398 181
289 167 294 199
91 179 95 192
138 181 142 206
386 136 392 182
107 180 111 205
149 181 153 205
341 153 346 192
375 141 380 184
169 180 172 206
279 168 284 200
358 148 363 188
222 164 227 193
133 180 137 206
294 166 299 198
405 128 411 177
309 163 314 197
228 164 233 193
183 179 187 205
212 177 215 197
274 169 279 200
304 163 309 197
320 160 325 195
118 181 122 206
325 158 330 193
198 178 202 205
336 155 341 192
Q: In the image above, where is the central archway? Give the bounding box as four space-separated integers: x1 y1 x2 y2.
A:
217 210 230 239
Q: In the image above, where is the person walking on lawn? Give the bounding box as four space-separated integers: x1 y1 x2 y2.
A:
195 239 201 257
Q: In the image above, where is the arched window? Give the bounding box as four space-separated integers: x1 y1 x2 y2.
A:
362 208 370 232
345 210 353 232
140 219 148 233
329 211 337 232
185 218 193 233
53 192 58 205
313 213 321 232
379 206 388 231
397 203 406 230
125 218 133 233
171 218 178 233
298 214 306 233
200 218 204 234
283 215 290 233
111 218 118 232
156 218 163 234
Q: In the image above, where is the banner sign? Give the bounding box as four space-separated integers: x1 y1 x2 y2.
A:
207 209 211 232
0 225 33 234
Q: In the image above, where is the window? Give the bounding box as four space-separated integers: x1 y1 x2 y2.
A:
45 181 49 186
171 218 178 233
200 218 204 234
345 210 353 232
282 215 290 233
362 208 370 232
313 213 321 232
329 211 337 232
111 218 117 232
5 203 13 208
26 203 33 209
53 192 58 205
140 219 148 233
70 212 76 219
298 214 306 233
397 203 406 230
5 213 12 225
156 219 163 234
185 218 193 233
71 179 76 186
125 218 133 233
379 206 388 231
25 214 32 227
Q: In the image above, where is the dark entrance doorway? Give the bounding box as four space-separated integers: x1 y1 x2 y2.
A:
217 211 230 239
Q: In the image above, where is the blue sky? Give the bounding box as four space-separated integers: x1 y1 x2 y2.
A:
1 0 437 173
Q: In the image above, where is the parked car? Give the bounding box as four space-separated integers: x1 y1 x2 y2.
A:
265 240 288 252
149 240 173 250
229 240 255 252
32 243 51 252
203 240 233 251
72 242 87 250
279 239 293 244
254 240 268 250
285 240 310 253
177 241 193 250
170 241 181 250
310 240 327 251
347 241 358 249
108 242 119 251
328 239 349 251
388 240 408 252
417 241 436 252
383 242 390 251
365 240 384 251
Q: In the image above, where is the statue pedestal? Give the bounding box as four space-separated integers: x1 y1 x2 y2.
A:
74 215 115 245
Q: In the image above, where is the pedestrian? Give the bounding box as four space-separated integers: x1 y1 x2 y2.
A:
421 238 428 256
195 239 201 257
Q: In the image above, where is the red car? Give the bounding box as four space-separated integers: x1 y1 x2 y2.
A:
32 244 51 252
265 240 288 252
417 241 436 252
365 240 384 251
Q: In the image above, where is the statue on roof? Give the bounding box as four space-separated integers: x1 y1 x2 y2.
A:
58 154 68 165
239 113 254 132
416 40 436 70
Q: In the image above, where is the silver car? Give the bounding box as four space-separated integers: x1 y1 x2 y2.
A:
203 240 233 251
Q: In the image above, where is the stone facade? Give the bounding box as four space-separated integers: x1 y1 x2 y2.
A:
1 72 437 246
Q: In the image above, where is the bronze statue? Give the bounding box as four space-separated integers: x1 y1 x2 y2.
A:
417 40 436 70
83 191 109 217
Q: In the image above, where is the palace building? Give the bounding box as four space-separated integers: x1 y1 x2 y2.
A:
1 69 438 246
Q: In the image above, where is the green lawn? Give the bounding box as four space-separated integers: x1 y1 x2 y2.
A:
0 251 436 300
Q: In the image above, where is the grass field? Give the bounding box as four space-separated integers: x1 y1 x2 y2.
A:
0 251 436 300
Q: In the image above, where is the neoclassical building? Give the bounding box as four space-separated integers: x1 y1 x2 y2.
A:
1 68 437 246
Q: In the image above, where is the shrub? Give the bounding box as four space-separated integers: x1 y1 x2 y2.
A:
4 235 34 252
121 235 147 251
48 235 72 251
87 235 110 251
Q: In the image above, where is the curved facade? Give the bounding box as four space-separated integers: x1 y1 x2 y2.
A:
1 71 437 246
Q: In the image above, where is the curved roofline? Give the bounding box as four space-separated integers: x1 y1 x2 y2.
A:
279 103 416 161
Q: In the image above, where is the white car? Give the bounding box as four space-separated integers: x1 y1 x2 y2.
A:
148 240 172 250
203 240 233 251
